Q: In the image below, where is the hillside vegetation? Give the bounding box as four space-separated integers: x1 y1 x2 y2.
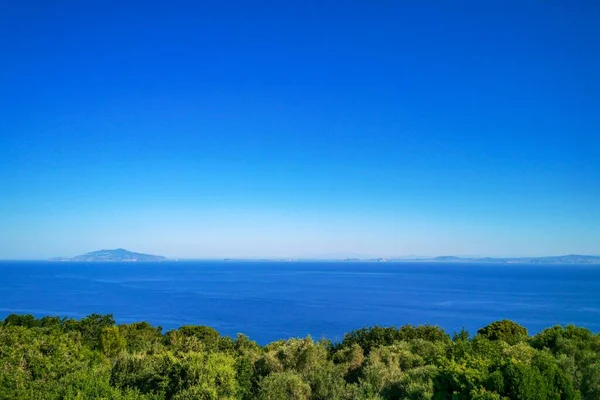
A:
1 314 599 399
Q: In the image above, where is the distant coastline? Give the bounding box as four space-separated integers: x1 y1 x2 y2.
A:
216 254 600 264
355 254 600 265
44 250 600 264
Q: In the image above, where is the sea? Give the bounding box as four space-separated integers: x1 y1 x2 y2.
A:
0 261 599 344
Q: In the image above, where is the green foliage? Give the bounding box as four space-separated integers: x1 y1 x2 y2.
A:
166 325 235 353
503 361 549 400
258 371 312 400
581 362 600 400
236 356 255 400
119 322 164 353
477 320 528 344
101 326 127 357
110 352 172 394
531 325 599 399
332 342 365 382
3 313 40 328
78 313 116 349
337 324 450 355
0 314 597 399
167 351 238 400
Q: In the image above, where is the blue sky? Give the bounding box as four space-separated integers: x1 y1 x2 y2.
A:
1 1 598 259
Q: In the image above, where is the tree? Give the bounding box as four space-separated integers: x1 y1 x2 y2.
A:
258 371 311 400
337 325 450 355
79 314 116 349
503 362 548 400
101 326 126 357
167 352 238 400
119 322 163 353
477 320 528 344
168 325 222 352
3 314 39 328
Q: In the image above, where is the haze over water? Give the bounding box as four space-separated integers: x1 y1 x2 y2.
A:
1 261 598 343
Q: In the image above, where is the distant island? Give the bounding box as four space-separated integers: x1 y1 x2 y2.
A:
47 250 600 264
50 248 167 262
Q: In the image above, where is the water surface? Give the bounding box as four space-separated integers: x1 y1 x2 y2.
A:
0 261 598 343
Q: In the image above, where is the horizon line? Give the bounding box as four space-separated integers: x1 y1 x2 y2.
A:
2 253 600 262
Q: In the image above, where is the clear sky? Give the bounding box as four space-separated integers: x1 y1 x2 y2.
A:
1 1 598 259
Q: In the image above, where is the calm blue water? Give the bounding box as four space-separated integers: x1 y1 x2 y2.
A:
0 261 599 343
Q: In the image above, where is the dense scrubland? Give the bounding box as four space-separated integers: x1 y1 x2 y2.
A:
1 314 599 399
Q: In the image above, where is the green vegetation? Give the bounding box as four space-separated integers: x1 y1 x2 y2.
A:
1 315 599 399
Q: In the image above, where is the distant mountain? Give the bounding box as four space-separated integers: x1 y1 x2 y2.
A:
50 248 167 262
